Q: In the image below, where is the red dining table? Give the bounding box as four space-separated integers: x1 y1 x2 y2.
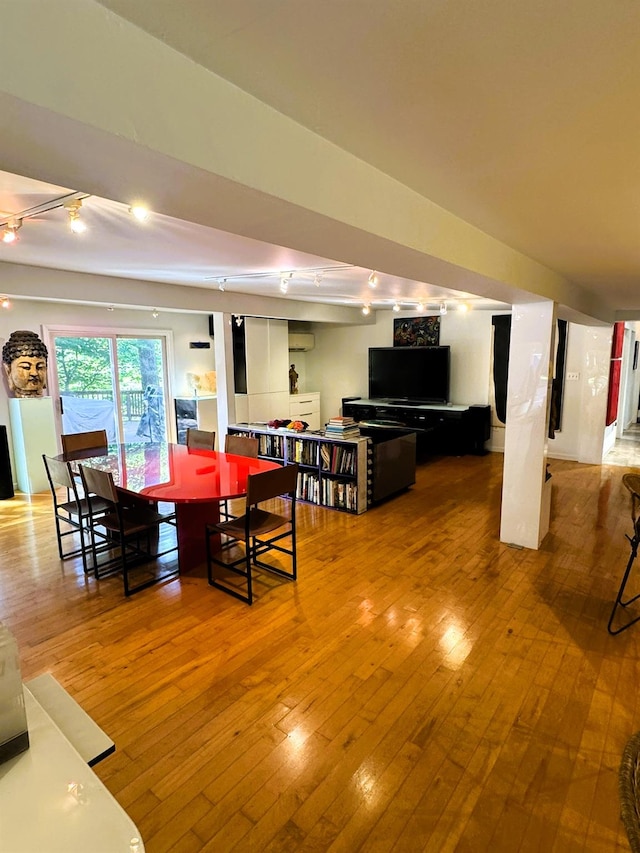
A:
63 442 280 572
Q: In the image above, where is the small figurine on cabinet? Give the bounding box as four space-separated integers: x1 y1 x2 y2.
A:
289 364 299 395
2 330 48 398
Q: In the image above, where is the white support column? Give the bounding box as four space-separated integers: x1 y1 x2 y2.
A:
212 313 236 445
577 325 613 463
500 301 556 550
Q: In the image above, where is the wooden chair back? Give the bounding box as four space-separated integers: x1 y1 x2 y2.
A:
42 454 76 493
79 465 119 505
186 428 216 450
224 434 259 458
246 464 298 506
61 430 108 456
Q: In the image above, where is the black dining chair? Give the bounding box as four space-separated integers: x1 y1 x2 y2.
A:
42 454 111 574
206 463 298 605
79 464 179 596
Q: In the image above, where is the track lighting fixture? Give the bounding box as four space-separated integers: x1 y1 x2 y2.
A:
152 308 159 318
416 301 425 312
0 296 10 309
393 302 400 312
368 271 378 288
2 219 21 244
65 199 86 234
440 303 448 315
129 204 150 222
362 304 371 316
280 276 289 294
235 315 244 327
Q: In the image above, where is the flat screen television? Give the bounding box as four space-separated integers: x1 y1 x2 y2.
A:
368 346 450 404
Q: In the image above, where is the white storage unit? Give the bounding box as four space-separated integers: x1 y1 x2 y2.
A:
9 396 58 493
289 392 321 430
235 318 290 422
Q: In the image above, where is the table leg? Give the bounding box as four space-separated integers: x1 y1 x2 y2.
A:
175 502 220 572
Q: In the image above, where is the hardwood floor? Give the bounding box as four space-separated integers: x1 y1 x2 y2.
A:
1 453 639 851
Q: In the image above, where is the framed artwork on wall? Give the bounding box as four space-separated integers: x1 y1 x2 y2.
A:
393 316 440 347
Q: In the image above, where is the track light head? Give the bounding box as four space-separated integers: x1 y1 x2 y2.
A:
368 271 378 288
65 199 86 234
129 204 150 222
2 219 21 244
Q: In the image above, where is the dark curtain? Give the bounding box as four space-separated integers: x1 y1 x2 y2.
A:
491 315 511 424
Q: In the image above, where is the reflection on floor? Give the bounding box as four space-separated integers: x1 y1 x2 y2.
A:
604 422 640 467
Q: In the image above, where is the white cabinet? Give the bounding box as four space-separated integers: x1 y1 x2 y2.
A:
289 392 321 430
235 318 289 422
243 318 288 394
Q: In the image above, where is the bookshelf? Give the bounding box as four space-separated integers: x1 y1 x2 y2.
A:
227 424 370 514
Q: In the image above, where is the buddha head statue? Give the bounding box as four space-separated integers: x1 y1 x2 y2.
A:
2 330 49 398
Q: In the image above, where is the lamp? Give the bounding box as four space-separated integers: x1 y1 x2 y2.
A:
64 199 86 234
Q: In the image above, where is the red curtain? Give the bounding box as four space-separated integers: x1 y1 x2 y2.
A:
606 322 625 426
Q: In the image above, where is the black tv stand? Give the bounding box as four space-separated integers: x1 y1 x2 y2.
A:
342 398 491 456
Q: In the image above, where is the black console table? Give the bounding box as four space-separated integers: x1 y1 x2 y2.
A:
342 398 491 456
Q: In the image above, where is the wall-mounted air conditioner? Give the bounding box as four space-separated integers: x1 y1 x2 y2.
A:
288 333 315 352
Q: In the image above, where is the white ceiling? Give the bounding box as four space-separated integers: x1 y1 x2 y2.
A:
0 170 503 312
2 0 640 317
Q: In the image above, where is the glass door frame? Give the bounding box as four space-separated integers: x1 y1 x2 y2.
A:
42 324 176 448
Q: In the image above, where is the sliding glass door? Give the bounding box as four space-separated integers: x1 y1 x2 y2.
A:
43 327 171 444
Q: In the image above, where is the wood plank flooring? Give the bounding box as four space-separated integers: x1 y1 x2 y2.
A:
1 453 639 851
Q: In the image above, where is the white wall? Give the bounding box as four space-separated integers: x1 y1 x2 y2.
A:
308 308 494 425
0 299 214 479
